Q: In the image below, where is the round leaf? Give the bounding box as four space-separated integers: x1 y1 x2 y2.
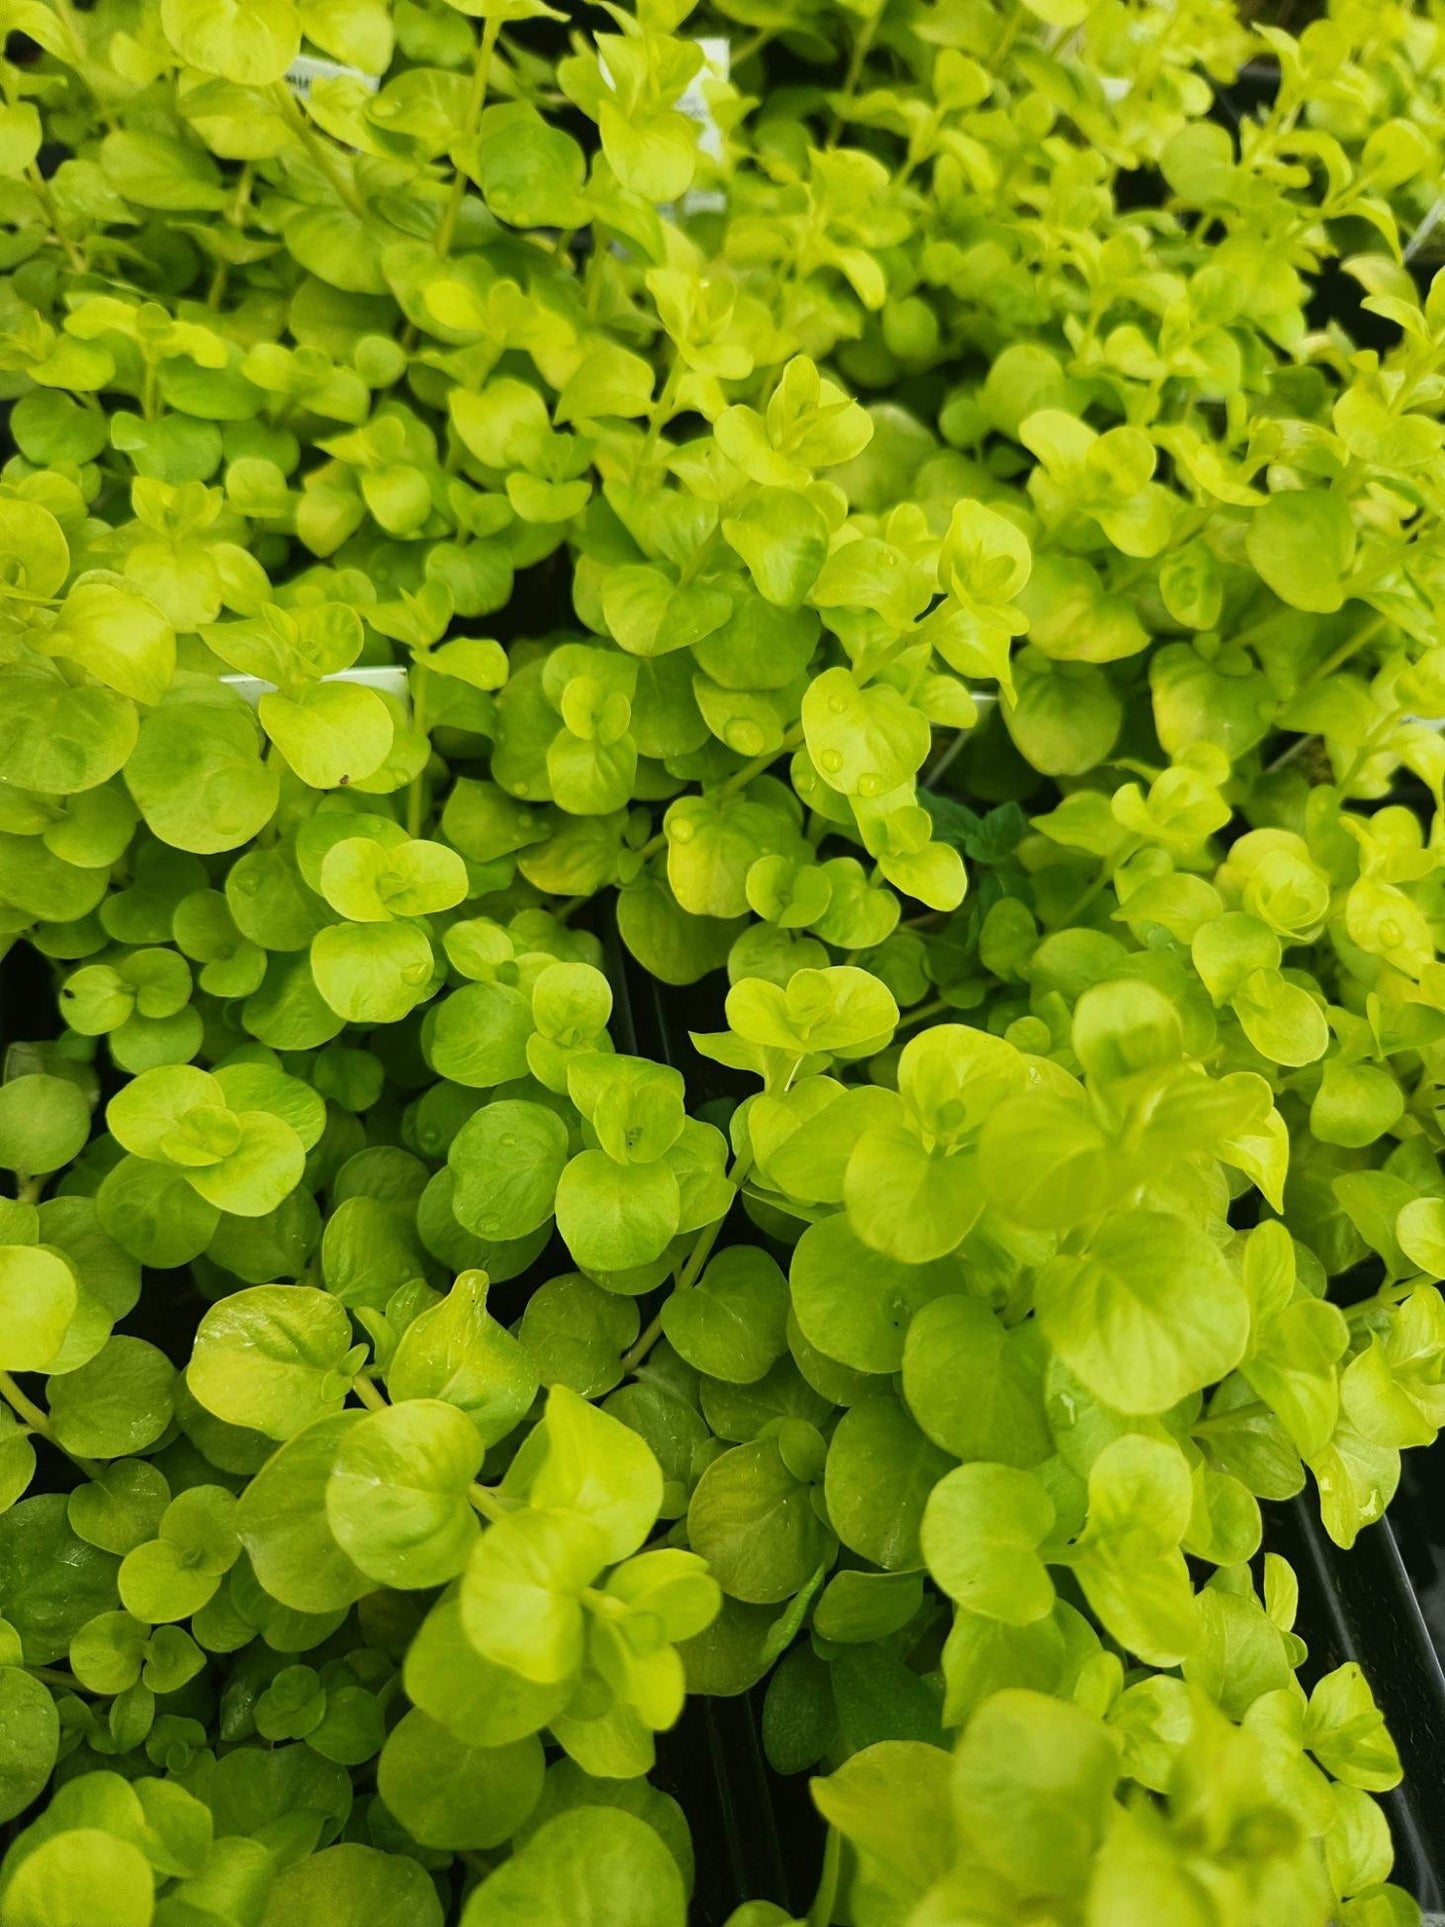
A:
188 1285 353 1441
0 1666 59 1823
327 1398 482 1588
1 1829 154 1927
378 1708 544 1850
461 1808 686 1927
259 1843 442 1927
0 1077 90 1177
0 1248 76 1373
1034 1211 1249 1416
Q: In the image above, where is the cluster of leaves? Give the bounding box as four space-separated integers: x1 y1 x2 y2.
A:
2 0 1445 1918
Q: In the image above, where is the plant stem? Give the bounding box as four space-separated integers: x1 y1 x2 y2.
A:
808 1827 842 1927
621 1150 755 1374
207 162 254 311
1308 611 1387 689
639 358 684 468
922 725 969 791
676 1149 754 1296
1336 709 1400 793
0 1371 103 1479
272 83 368 219
32 1665 90 1694
991 1 1025 63
351 1373 387 1411
51 0 88 66
1050 844 1138 930
469 1482 506 1523
827 8 881 146
1194 1399 1268 1435
25 165 86 273
732 24 777 65
436 16 500 258
719 722 806 799
896 995 949 1031
620 1314 668 1382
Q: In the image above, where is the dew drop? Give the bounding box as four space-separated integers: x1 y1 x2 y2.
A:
726 721 765 755
857 772 881 797
828 695 847 714
820 749 844 773
670 818 695 844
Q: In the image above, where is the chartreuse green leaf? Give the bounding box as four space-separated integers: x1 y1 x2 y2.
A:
0 1250 76 1372
921 1463 1056 1624
0 1669 58 1823
810 1741 955 1919
1305 1664 1402 1792
725 968 898 1058
126 700 279 854
1034 1211 1249 1415
508 1385 664 1564
67 1461 169 1556
45 583 174 706
554 1151 680 1273
462 1809 686 1927
0 1830 155 1927
951 1690 1121 1898
1246 492 1355 614
160 0 301 85
320 835 466 922
326 1397 483 1588
660 1247 788 1384
119 1484 240 1621
903 1295 1050 1466
449 1102 568 1241
429 982 534 1087
235 1414 371 1613
790 1213 957 1374
48 1338 174 1458
461 1507 610 1686
387 1270 538 1446
312 921 436 1025
824 1394 951 1571
0 1077 90 1176
377 1708 544 1850
1072 1435 1201 1666
686 1428 835 1605
260 682 394 792
405 1588 570 1749
107 1063 306 1217
188 1285 356 1440
258 1843 442 1927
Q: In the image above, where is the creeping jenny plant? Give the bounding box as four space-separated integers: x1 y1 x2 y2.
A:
1 0 1445 1918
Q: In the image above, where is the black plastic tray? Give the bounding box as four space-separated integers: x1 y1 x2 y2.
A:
1274 1491 1445 1910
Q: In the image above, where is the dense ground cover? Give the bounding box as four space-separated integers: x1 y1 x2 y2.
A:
2 0 1445 1919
